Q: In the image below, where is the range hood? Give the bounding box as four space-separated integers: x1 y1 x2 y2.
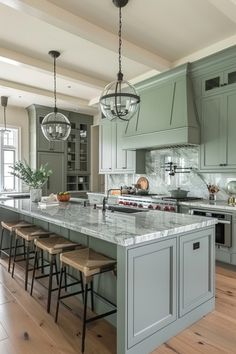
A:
122 64 200 150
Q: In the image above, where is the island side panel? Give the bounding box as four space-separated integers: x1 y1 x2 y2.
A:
117 226 215 354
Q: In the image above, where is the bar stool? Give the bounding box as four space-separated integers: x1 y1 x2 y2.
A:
30 235 80 313
11 226 53 291
55 248 117 353
0 220 32 272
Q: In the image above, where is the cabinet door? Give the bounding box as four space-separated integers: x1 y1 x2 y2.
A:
37 116 65 153
224 66 236 88
99 121 112 173
38 152 65 195
113 122 135 172
179 229 214 317
201 71 224 95
127 238 177 348
226 92 236 167
200 95 226 169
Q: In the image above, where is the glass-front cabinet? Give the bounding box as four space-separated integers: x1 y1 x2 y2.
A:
202 66 236 95
66 114 92 192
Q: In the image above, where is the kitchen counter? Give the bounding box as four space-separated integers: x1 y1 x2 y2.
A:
0 198 217 247
180 199 236 212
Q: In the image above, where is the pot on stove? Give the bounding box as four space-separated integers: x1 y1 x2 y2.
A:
169 188 189 198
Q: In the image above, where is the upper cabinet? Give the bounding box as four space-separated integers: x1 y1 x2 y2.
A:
199 66 236 96
200 91 236 171
191 45 236 171
99 120 145 174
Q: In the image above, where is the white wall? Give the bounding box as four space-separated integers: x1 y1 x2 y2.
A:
1 106 29 162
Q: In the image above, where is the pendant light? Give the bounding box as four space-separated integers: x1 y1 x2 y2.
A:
0 96 10 133
41 50 71 141
99 0 140 121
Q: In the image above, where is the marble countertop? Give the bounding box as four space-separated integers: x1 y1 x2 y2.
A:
179 200 236 212
0 199 217 247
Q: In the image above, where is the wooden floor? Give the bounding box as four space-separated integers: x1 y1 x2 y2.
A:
0 260 236 354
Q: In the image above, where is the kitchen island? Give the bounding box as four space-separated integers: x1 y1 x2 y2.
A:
0 199 217 354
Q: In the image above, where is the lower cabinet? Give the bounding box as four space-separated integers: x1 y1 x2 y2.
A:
179 229 214 317
127 238 177 348
38 152 65 195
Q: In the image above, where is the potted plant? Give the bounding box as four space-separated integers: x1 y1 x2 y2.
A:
10 161 52 202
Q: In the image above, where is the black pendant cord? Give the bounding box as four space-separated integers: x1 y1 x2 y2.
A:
53 55 57 113
3 106 6 130
118 5 123 79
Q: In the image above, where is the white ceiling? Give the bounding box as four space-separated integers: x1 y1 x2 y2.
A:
0 0 236 113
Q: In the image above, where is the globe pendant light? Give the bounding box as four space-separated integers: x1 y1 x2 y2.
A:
41 50 71 141
99 0 140 121
0 96 10 134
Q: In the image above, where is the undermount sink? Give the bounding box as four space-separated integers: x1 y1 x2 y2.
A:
107 205 149 213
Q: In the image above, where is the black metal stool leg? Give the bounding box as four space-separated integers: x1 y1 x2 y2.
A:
54 257 59 285
41 249 44 274
90 280 94 312
25 242 30 291
11 236 19 278
64 266 67 292
23 239 26 260
0 228 4 258
30 247 38 296
81 283 88 354
80 271 84 303
47 255 54 313
8 231 14 272
55 266 64 323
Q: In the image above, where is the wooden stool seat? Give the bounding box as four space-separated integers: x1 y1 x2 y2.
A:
16 227 52 241
35 235 77 254
1 220 32 232
60 248 116 278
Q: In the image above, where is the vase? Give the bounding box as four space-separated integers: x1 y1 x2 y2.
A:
209 193 216 201
30 188 42 203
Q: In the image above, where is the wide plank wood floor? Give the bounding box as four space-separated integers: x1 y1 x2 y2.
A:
0 259 236 354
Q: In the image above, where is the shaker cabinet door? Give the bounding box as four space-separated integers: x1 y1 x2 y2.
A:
179 229 214 317
127 238 177 348
38 152 65 195
99 121 112 173
226 92 236 167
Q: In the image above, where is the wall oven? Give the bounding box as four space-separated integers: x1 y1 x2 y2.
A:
190 209 232 248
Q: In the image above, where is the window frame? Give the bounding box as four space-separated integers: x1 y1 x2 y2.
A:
0 125 20 192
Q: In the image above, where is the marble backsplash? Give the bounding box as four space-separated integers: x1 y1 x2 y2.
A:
107 147 236 201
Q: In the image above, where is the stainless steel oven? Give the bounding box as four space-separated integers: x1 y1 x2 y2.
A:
190 209 232 248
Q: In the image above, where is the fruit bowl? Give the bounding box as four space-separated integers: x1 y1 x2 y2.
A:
57 192 71 202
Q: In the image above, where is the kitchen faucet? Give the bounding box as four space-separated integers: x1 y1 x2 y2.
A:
102 188 122 212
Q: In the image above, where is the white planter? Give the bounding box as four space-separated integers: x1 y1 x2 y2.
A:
30 188 42 202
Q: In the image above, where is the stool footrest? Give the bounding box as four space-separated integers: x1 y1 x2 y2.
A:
59 290 83 300
86 309 117 324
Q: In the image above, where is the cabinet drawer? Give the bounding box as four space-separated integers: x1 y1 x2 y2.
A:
179 229 214 317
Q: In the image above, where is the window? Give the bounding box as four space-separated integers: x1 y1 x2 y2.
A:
0 128 18 192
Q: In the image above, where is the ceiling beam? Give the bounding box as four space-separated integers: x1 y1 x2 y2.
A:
0 0 170 71
0 47 106 89
0 78 90 108
207 0 236 23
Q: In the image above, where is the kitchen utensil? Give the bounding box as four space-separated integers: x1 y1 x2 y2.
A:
169 188 189 198
227 180 236 195
136 177 149 190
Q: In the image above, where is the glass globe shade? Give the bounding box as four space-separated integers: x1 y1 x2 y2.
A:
99 79 140 121
41 111 71 141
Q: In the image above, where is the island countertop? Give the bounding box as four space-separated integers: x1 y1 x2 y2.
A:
0 199 217 247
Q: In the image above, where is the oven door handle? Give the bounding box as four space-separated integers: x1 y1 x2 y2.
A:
217 220 231 225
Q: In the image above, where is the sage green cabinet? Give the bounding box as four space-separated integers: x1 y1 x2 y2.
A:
38 152 65 194
201 66 236 96
99 120 145 174
200 91 236 170
127 238 177 348
179 229 214 317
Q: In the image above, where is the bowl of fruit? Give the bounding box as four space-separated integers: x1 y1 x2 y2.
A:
57 192 71 202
